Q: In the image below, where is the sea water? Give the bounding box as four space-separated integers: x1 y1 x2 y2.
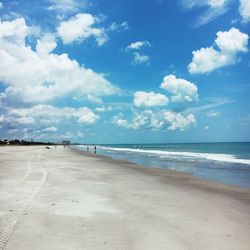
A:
77 142 250 189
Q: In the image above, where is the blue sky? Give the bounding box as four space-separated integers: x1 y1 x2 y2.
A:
0 0 249 143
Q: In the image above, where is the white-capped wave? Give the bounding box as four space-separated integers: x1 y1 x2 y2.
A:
97 146 250 165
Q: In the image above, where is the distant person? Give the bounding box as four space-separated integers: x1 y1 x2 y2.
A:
94 146 96 154
87 146 89 152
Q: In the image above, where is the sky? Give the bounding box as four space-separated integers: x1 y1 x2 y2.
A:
0 0 249 144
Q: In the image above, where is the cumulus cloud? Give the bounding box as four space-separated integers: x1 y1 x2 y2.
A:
0 105 100 131
95 106 112 112
112 110 196 131
113 75 198 132
57 13 107 45
215 28 248 52
112 113 129 128
0 114 34 126
239 0 250 23
0 18 118 103
160 74 198 102
131 110 163 129
27 127 58 136
188 27 249 74
36 33 57 55
132 52 150 65
162 111 196 131
126 40 151 51
21 129 78 141
77 110 99 124
125 41 151 65
133 91 169 107
112 111 163 130
15 117 35 125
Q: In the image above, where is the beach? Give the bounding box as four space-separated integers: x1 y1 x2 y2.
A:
0 146 250 250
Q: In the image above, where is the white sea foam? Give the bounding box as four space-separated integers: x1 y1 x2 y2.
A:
97 146 250 165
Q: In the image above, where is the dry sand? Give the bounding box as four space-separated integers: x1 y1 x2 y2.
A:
0 146 250 250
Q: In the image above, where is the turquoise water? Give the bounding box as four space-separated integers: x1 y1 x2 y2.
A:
77 142 250 189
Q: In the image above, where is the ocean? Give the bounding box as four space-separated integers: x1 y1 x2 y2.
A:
76 142 250 189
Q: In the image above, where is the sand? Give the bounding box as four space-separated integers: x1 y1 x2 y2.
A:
0 146 250 250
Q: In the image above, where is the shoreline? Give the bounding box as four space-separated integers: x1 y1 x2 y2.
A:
71 146 250 200
0 146 250 249
75 143 250 189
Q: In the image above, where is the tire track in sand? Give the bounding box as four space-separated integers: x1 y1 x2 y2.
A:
1 153 34 198
0 151 48 250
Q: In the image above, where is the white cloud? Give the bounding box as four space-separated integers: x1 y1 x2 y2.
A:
112 110 195 131
15 117 35 125
0 18 118 103
21 128 84 141
47 0 85 13
2 105 99 130
42 126 57 132
239 0 250 23
77 109 99 124
57 13 107 45
186 98 231 114
181 0 231 27
95 106 112 112
87 94 103 104
8 128 18 134
77 130 84 138
133 52 150 65
60 132 74 140
36 33 57 55
188 28 249 74
129 111 151 129
162 111 196 131
215 28 248 52
189 47 230 74
160 74 198 102
133 91 168 107
107 106 113 111
112 113 129 128
207 111 221 117
112 110 162 130
126 41 151 65
109 22 128 32
0 115 4 123
182 0 229 9
95 107 106 112
0 115 34 125
29 126 58 135
126 40 151 50
0 17 29 44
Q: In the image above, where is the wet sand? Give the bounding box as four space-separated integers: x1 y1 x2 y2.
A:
0 146 250 250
